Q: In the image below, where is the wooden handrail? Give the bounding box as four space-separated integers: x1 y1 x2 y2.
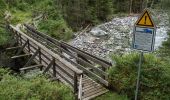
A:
24 24 112 68
24 24 110 87
8 25 83 75
78 75 83 100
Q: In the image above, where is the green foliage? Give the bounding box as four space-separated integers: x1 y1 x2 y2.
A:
57 0 114 30
38 19 73 41
159 31 170 58
93 92 128 100
0 28 11 45
0 67 74 100
108 53 170 100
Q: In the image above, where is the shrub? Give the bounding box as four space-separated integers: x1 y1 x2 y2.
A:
38 19 73 41
108 53 170 100
0 67 74 100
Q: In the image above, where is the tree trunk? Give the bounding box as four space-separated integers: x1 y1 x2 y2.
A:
130 0 133 14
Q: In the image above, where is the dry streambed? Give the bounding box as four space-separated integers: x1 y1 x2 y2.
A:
70 10 169 61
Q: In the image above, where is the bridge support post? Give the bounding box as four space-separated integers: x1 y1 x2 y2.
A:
16 40 28 55
23 48 40 67
43 58 55 74
74 72 78 100
52 58 56 77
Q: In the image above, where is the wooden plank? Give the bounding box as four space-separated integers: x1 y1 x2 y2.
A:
16 40 28 55
56 62 74 79
9 25 82 74
74 72 78 94
25 25 111 70
11 54 32 59
76 63 108 86
61 42 112 68
60 46 108 78
43 58 55 74
49 77 59 82
20 64 43 71
55 66 74 87
6 46 21 50
23 48 40 67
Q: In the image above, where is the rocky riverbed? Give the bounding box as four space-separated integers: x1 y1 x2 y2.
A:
70 10 169 61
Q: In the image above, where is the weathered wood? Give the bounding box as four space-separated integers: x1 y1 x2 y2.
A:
27 39 31 52
49 77 59 82
61 42 112 68
16 40 28 55
11 54 32 59
77 54 92 64
78 75 83 100
6 46 21 50
43 58 55 74
74 72 78 100
23 48 40 67
20 64 43 71
76 64 108 86
10 25 82 74
9 25 110 99
25 24 112 68
74 72 78 93
60 46 108 78
55 66 74 87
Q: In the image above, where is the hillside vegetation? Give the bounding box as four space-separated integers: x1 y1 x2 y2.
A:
0 0 170 100
0 68 74 100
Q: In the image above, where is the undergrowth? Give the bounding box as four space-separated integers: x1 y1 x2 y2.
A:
0 67 74 100
108 53 170 100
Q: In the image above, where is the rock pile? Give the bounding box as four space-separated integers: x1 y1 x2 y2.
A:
70 11 169 60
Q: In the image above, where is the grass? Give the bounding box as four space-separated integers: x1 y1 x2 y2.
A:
0 67 74 100
0 27 11 45
93 91 128 100
11 10 32 24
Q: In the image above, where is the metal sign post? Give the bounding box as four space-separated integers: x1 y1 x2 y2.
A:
135 51 143 100
132 9 156 100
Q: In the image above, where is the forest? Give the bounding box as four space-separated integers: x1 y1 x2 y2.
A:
0 0 170 100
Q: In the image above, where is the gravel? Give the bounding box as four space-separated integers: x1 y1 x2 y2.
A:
70 10 169 61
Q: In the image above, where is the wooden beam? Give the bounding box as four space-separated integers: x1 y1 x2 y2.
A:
61 42 112 68
6 46 21 50
9 25 83 74
53 63 56 77
11 54 32 59
59 46 108 78
43 58 55 74
16 40 28 55
23 48 40 67
49 77 59 82
20 64 43 71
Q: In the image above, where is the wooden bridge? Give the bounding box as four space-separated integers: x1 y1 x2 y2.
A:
6 24 112 100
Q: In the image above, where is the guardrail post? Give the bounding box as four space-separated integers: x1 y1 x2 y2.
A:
53 59 56 77
74 72 78 100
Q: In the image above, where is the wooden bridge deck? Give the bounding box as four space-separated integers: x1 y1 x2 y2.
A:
7 24 112 100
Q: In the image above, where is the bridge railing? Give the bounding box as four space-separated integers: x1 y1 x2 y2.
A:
24 24 112 87
7 25 83 99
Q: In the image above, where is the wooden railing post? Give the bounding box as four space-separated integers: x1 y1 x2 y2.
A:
53 58 56 77
27 39 31 52
74 72 78 100
101 66 106 80
78 74 83 100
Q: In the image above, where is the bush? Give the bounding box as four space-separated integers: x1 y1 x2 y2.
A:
108 53 170 100
38 19 73 41
0 67 74 100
